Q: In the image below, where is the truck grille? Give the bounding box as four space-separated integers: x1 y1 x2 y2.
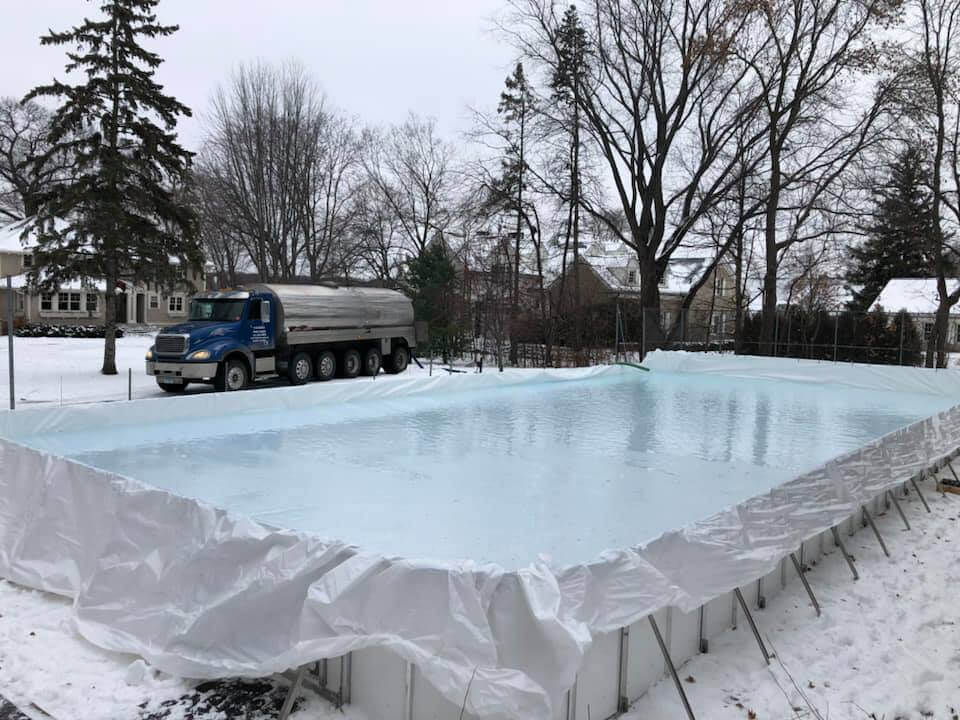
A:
156 334 187 355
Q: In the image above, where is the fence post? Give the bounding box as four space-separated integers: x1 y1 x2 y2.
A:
899 318 904 366
773 312 779 357
641 308 647 360
833 312 839 363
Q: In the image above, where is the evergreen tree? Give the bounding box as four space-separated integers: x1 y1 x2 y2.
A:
489 62 536 365
846 144 936 311
25 0 201 374
550 5 590 345
403 243 460 361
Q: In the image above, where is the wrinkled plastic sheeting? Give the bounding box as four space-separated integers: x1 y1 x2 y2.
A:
2 359 960 720
257 284 414 331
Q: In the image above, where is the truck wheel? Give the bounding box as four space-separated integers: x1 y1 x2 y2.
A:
289 352 313 385
341 349 361 378
216 359 248 392
157 380 189 393
387 346 409 374
316 350 337 381
363 347 382 376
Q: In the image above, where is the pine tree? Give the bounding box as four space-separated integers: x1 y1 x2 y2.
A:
490 62 536 365
846 144 936 311
25 0 201 375
403 243 460 361
550 5 589 345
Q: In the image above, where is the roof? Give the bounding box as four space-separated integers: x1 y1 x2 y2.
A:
0 221 35 253
660 257 712 294
872 278 960 316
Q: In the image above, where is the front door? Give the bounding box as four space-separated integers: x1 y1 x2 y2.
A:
135 293 145 324
115 292 128 323
244 298 275 351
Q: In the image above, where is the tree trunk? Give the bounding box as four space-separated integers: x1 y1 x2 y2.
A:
638 254 661 342
931 300 950 368
102 274 118 375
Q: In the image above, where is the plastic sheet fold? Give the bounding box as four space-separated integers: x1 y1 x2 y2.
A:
2 356 960 719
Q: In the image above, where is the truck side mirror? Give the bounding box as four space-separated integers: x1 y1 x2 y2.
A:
261 300 271 323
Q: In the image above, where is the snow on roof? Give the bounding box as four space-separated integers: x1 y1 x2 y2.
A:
0 221 35 253
660 257 712 294
872 278 960 315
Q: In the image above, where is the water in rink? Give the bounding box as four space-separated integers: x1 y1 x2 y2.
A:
20 370 956 568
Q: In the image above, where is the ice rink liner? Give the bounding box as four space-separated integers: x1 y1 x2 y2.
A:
2 353 960 719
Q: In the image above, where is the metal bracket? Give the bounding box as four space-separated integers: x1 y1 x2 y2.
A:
831 526 859 580
733 588 772 665
648 615 696 720
886 489 911 530
279 665 307 720
617 626 630 713
862 505 890 558
789 552 821 617
911 475 932 513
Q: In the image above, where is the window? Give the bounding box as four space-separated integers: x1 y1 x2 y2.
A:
168 295 184 314
627 269 638 285
85 293 98 313
712 312 727 335
954 323 960 344
22 254 32 268
149 295 159 309
924 322 935 341
717 275 727 296
57 292 81 312
40 293 52 311
16 293 23 312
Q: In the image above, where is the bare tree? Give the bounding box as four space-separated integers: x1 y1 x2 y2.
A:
362 114 455 260
506 0 770 332
203 61 360 282
890 0 960 366
192 166 246 287
745 0 900 353
0 98 74 221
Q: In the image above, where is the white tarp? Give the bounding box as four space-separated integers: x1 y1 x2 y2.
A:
1 357 960 719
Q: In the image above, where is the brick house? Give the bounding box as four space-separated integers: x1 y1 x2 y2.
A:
549 240 738 340
0 221 204 327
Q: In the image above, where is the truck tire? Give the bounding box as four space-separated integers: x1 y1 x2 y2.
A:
341 349 361 378
363 347 382 376
289 352 313 385
157 380 189 393
386 345 409 374
316 350 337 381
216 359 248 392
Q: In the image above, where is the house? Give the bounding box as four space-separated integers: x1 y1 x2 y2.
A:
549 240 738 338
872 277 960 350
0 221 205 328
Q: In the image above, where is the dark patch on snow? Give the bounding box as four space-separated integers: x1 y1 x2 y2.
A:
0 697 30 720
138 678 301 720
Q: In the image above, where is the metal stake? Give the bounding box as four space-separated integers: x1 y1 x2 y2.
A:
648 615 696 720
617 626 629 712
886 489 910 530
6 275 13 410
861 505 890 557
403 662 415 720
733 588 772 664
789 552 821 617
279 665 307 720
565 676 578 720
830 526 859 580
697 605 708 653
127 367 132 401
910 476 932 513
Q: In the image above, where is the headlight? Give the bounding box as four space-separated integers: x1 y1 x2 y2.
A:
187 350 211 361
145 349 154 360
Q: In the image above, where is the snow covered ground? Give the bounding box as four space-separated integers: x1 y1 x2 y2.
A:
0 487 956 719
626 487 960 720
0 333 472 406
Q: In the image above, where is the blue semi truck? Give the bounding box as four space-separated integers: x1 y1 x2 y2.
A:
146 284 421 392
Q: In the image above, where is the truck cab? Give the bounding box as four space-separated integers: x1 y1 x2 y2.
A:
146 284 419 392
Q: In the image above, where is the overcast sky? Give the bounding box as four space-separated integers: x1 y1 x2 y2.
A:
1 0 516 151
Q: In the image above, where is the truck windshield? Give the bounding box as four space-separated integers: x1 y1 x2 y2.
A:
189 299 247 322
